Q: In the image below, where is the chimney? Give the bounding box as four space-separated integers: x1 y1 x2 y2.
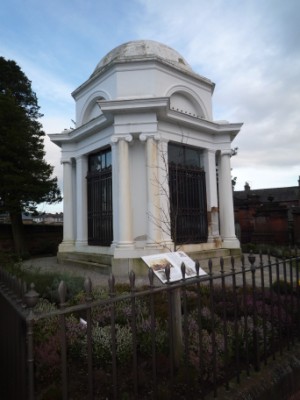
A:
244 182 250 192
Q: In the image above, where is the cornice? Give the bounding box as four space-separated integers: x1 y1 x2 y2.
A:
98 97 169 114
48 114 112 147
163 109 243 139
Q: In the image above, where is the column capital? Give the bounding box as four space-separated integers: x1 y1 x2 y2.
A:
207 148 216 155
75 154 87 161
220 149 232 157
111 134 133 144
139 133 160 142
61 158 72 165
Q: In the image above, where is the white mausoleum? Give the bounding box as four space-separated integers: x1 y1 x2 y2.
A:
49 40 243 276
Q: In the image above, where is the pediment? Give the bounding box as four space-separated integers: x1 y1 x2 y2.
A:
170 92 205 118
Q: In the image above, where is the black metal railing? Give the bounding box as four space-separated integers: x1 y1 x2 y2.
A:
1 251 300 399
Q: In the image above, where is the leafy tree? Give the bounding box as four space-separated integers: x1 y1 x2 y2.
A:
0 57 61 257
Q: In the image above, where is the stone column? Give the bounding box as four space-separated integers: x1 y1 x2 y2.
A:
218 150 240 248
140 133 161 246
111 141 118 247
203 149 220 243
75 155 88 247
61 159 75 248
158 139 174 249
111 134 134 248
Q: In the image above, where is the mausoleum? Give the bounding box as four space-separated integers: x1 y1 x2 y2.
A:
49 40 243 276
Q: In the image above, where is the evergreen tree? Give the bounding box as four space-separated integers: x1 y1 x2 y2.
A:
0 57 61 256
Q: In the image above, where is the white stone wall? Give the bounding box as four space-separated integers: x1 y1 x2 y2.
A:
49 41 242 267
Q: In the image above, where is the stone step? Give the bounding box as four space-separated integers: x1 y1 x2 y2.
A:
61 258 112 275
58 252 112 275
187 248 242 272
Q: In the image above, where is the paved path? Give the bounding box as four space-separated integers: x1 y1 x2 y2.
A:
21 256 150 288
21 253 289 289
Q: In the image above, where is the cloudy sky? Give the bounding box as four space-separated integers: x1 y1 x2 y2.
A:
1 0 300 212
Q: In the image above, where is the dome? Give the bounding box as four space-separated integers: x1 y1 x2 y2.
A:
91 40 193 77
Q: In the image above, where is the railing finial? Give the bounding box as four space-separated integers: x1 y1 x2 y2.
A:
24 282 39 311
165 264 171 283
181 262 186 280
129 270 136 289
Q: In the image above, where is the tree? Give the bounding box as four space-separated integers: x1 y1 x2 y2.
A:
0 57 61 257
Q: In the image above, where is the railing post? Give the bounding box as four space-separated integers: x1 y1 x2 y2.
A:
148 268 157 398
167 265 182 368
249 252 260 372
275 258 283 356
259 250 267 366
241 254 250 375
58 281 68 400
181 262 190 391
129 271 138 398
209 259 217 397
231 255 240 384
84 277 93 400
108 274 117 400
220 257 229 390
24 283 39 400
195 261 204 394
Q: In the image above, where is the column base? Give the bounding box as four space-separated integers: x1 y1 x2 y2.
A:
145 241 163 249
75 240 88 250
222 237 240 249
58 241 75 252
207 235 223 248
115 241 135 248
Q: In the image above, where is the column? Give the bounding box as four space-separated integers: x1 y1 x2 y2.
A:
203 149 220 242
61 159 75 248
158 139 174 249
111 134 134 247
75 155 88 247
140 133 161 246
218 150 240 248
111 141 118 247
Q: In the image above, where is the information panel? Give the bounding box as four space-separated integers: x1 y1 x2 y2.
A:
142 251 207 283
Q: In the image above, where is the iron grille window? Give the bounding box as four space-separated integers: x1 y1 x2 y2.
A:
168 144 208 245
87 148 113 246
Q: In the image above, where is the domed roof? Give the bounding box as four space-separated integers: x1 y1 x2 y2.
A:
91 40 193 77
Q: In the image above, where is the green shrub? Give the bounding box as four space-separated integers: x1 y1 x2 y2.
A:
33 299 59 344
271 279 293 294
20 269 84 304
81 323 133 367
137 317 168 356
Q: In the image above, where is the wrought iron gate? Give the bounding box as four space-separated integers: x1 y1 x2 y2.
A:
169 163 208 244
87 166 113 246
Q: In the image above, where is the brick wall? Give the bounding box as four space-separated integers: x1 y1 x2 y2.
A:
0 224 63 255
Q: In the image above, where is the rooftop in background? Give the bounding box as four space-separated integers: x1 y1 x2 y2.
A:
234 177 300 205
0 212 63 225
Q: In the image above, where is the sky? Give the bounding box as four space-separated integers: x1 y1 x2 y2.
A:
1 0 300 213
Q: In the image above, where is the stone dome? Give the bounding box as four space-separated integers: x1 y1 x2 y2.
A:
91 40 193 77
